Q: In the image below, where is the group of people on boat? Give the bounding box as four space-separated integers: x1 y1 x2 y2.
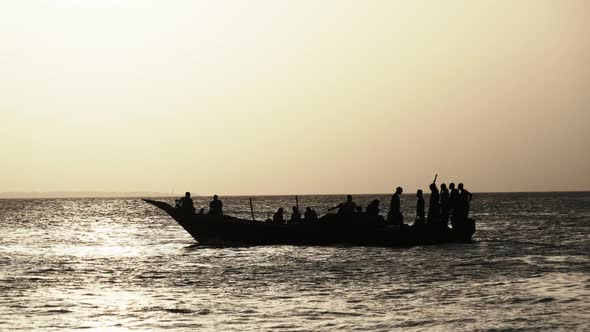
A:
396 182 473 230
271 206 319 224
268 181 473 229
175 181 473 230
176 192 224 216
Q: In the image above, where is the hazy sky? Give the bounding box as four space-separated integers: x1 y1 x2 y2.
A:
1 0 589 195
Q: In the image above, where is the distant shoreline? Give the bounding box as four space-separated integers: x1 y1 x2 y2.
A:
1 190 588 199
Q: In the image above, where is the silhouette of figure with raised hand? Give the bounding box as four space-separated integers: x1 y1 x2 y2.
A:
427 183 440 223
415 189 425 226
328 195 357 215
366 199 381 217
178 192 196 215
440 183 450 226
273 208 285 224
209 195 223 215
290 206 301 223
388 187 404 226
304 207 318 222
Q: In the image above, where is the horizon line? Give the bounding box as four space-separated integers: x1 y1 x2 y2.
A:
1 189 589 199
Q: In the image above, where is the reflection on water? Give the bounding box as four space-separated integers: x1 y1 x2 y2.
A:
0 193 589 331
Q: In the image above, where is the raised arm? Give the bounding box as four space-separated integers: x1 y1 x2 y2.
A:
328 204 340 211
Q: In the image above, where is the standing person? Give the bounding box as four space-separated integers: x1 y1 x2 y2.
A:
209 195 223 215
415 189 425 226
427 183 440 223
388 187 404 226
449 183 460 227
440 183 450 226
458 183 473 221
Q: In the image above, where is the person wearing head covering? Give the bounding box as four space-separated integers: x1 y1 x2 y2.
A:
366 199 381 217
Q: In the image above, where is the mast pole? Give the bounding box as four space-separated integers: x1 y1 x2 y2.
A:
249 197 255 221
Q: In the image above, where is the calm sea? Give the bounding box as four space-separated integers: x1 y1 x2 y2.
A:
0 193 589 331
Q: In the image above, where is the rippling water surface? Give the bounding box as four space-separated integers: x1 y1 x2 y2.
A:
1 193 589 331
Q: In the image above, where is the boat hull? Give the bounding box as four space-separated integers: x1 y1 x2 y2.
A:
143 199 475 247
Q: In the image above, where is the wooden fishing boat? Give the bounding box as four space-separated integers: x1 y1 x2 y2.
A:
143 199 476 247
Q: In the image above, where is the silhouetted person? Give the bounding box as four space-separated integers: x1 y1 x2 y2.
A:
458 183 473 221
304 207 318 222
328 195 357 215
388 187 404 226
415 189 425 225
440 183 450 226
273 208 285 224
366 199 380 217
427 183 440 223
449 182 460 227
178 192 195 215
209 195 223 215
290 206 301 223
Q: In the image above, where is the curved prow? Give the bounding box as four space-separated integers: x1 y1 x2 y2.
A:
142 199 176 217
143 198 201 242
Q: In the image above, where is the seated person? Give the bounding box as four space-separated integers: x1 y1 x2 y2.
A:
273 208 285 224
290 206 302 223
304 207 318 222
328 195 357 215
178 192 196 215
209 195 223 215
366 199 380 217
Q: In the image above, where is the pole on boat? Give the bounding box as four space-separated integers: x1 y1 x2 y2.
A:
295 195 299 211
249 197 255 221
433 174 438 183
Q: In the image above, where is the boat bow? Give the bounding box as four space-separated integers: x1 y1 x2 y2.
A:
142 199 176 217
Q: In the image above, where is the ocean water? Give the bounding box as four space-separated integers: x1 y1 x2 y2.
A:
0 192 589 331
